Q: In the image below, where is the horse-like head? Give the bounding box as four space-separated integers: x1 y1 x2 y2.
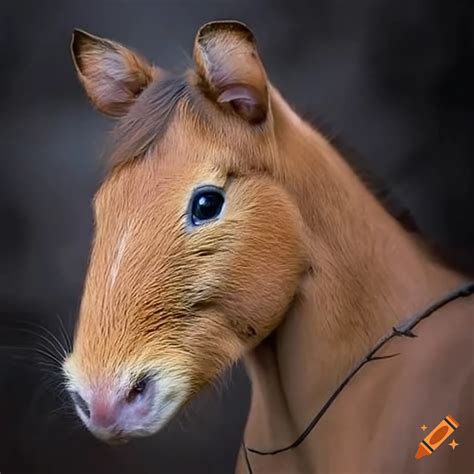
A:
63 21 309 443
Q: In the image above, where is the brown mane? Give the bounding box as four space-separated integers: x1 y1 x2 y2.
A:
307 116 420 234
106 69 473 279
65 24 472 474
108 72 421 236
108 74 190 170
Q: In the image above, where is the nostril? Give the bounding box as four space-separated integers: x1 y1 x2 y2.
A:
126 375 150 404
71 391 90 418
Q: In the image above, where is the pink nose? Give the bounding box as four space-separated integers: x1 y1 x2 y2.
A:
70 376 153 437
90 397 119 429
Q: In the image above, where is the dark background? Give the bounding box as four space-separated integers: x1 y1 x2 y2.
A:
0 1 473 473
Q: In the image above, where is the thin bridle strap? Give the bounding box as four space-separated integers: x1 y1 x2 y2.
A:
242 281 474 472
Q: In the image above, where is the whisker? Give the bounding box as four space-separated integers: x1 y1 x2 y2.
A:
13 321 68 361
0 344 63 369
55 313 73 354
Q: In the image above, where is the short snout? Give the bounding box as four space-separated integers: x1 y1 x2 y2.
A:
70 377 156 443
64 361 191 443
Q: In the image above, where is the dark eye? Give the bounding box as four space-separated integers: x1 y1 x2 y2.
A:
190 187 225 225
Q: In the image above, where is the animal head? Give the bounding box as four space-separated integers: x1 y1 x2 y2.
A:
63 21 309 443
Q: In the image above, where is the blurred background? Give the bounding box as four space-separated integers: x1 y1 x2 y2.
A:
0 1 473 472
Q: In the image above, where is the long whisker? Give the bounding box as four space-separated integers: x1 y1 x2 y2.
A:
0 333 79 432
55 313 73 354
2 318 74 377
42 319 69 359
33 347 65 368
14 320 68 360
0 343 64 369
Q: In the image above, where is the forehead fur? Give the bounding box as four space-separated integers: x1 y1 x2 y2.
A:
108 73 191 170
105 71 274 184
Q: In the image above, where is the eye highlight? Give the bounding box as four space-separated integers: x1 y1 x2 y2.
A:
190 186 225 226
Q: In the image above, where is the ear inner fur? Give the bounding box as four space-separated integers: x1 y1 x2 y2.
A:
71 29 157 117
193 21 269 123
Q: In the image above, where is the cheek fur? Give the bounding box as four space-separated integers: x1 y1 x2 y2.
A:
183 191 307 350
66 162 308 441
189 180 308 350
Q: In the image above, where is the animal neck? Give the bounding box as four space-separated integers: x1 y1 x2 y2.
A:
242 89 463 469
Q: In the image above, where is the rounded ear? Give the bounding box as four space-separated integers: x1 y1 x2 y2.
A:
193 21 269 124
71 29 158 117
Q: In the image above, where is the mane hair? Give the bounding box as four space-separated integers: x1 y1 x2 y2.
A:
333 139 420 234
107 73 190 170
305 114 474 276
104 80 472 276
108 77 420 235
303 113 420 234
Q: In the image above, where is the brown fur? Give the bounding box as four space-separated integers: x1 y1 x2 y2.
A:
65 21 473 473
